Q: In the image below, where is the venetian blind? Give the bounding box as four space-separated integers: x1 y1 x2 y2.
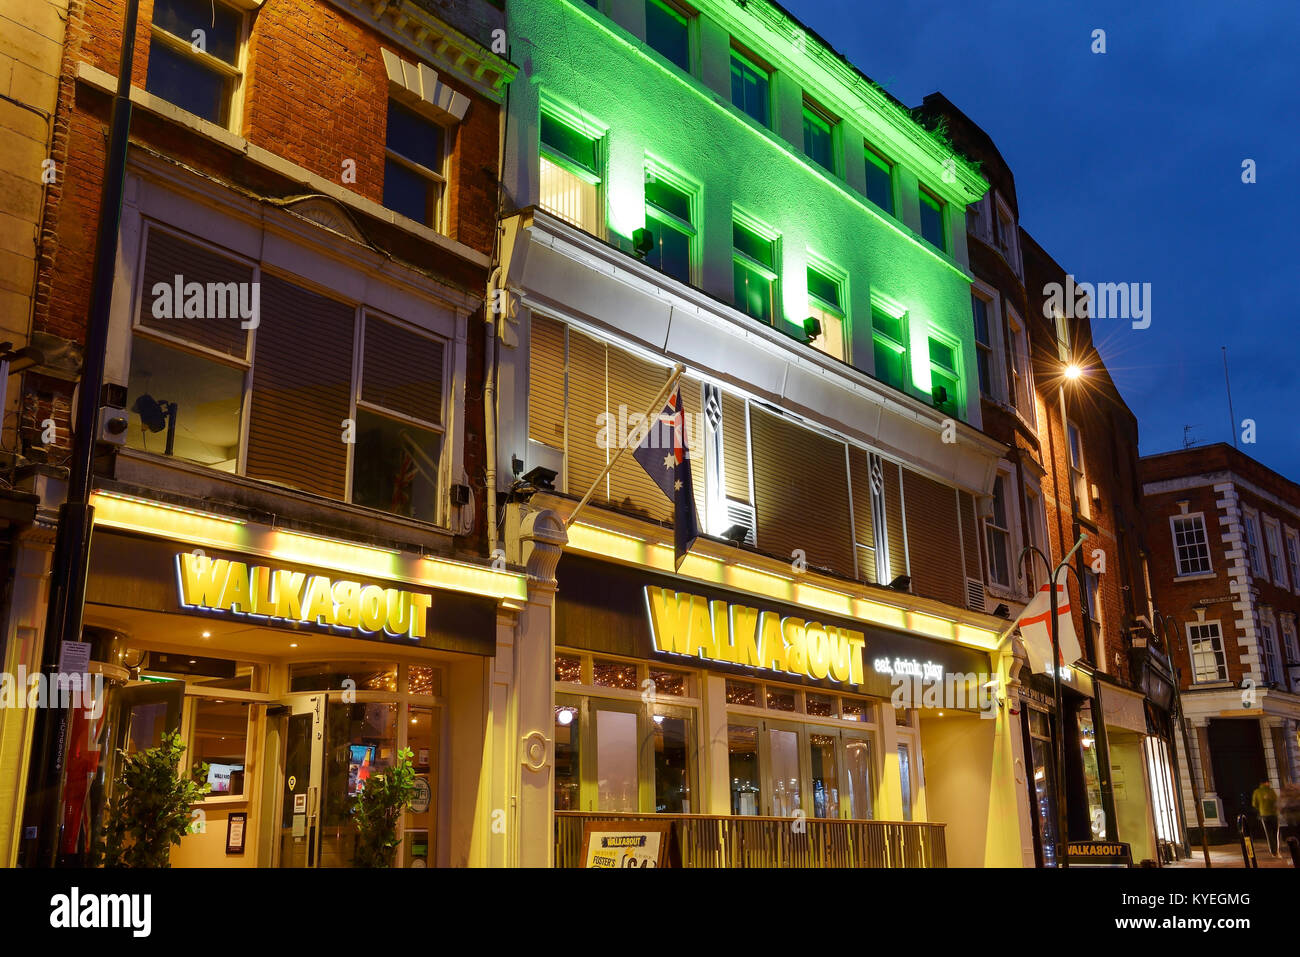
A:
529 314 567 449
749 406 854 576
565 326 607 500
245 274 354 498
721 391 750 502
902 468 965 607
883 460 908 581
848 446 876 583
606 344 674 523
959 490 981 586
137 227 251 358
360 315 444 425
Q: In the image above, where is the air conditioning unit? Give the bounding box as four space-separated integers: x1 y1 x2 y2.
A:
724 499 756 547
966 578 986 613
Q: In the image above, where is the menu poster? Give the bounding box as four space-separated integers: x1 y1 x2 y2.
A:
226 813 247 855
580 821 676 868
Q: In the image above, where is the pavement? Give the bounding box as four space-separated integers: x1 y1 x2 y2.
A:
1164 842 1297 869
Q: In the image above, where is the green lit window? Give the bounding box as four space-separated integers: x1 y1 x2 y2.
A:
928 336 960 416
871 307 907 391
644 170 694 284
539 111 602 235
729 49 769 128
645 0 691 72
732 220 777 324
864 144 893 215
802 103 834 173
971 292 992 396
919 185 946 251
384 100 446 228
146 0 244 127
807 266 845 361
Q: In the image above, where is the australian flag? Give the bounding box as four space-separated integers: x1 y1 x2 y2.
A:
632 384 701 568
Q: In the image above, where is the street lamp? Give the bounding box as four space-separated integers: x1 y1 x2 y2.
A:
1019 534 1087 869
1152 609 1213 868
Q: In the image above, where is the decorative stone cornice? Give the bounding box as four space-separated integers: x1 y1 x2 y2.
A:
329 0 516 102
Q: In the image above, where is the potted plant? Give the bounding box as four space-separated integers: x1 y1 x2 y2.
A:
351 746 417 867
97 730 211 868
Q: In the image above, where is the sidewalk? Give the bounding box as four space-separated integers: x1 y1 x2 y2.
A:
1165 842 1296 869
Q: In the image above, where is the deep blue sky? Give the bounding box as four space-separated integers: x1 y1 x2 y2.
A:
790 0 1299 481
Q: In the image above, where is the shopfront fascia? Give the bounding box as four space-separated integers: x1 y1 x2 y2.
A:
538 501 1022 866
56 490 528 868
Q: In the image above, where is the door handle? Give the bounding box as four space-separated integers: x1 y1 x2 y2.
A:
307 785 319 867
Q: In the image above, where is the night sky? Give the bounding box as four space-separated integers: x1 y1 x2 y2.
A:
790 0 1299 481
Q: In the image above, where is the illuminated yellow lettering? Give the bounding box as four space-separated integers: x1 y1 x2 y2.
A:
710 600 734 662
218 562 252 614
828 628 852 683
689 595 716 659
847 631 866 685
332 580 361 628
250 565 275 616
274 570 306 619
760 611 787 672
806 623 830 680
407 593 431 638
646 587 684 654
179 554 229 608
302 575 335 625
384 589 410 635
782 617 807 676
730 605 761 667
359 585 386 632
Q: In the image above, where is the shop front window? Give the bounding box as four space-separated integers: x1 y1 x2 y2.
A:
554 701 581 811
768 727 802 817
191 698 249 796
1079 708 1107 840
653 713 694 813
728 724 761 815
595 707 639 811
810 733 839 818
844 737 873 819
897 743 913 822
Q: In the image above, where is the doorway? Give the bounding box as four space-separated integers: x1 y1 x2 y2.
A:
1207 718 1267 836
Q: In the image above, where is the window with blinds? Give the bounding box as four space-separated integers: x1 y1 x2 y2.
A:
848 447 877 584
748 406 854 577
136 225 252 358
903 468 966 607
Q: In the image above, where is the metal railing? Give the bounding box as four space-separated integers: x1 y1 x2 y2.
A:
555 811 946 868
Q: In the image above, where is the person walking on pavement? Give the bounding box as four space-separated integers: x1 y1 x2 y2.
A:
1277 783 1300 863
1252 779 1278 854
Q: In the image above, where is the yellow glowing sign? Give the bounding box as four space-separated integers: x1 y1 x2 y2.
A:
177 553 432 640
645 586 866 686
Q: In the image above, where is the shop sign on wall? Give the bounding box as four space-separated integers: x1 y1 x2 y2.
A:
176 552 432 640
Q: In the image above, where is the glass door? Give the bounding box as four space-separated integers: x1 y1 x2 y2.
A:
278 694 324 868
842 732 874 820
761 720 806 818
589 699 642 811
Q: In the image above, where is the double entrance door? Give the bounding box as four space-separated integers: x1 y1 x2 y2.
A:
726 718 875 820
276 693 438 867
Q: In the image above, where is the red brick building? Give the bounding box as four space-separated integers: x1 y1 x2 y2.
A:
1141 444 1300 843
1 0 528 868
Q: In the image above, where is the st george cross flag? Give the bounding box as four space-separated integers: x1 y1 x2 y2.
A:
1018 582 1083 675
632 384 701 568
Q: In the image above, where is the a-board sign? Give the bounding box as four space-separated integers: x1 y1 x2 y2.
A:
1066 840 1132 867
580 820 677 868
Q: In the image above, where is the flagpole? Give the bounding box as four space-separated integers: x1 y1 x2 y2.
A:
564 363 685 530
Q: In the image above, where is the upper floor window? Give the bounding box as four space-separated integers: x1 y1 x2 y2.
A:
146 0 244 127
1007 308 1035 423
854 145 891 217
1286 528 1300 594
985 473 1012 588
918 185 946 251
802 100 836 174
1171 513 1212 576
127 226 448 525
806 265 845 361
1264 517 1289 588
732 218 777 324
870 307 907 391
1067 421 1089 519
927 336 960 417
1261 612 1283 685
729 47 770 128
1243 508 1266 580
971 292 993 397
538 110 603 236
1024 483 1047 590
384 100 447 229
1188 622 1227 683
644 168 695 284
645 0 692 71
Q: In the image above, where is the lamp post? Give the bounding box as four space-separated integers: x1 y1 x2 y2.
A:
1019 534 1087 869
1153 610 1213 868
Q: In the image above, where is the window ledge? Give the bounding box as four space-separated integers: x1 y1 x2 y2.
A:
1173 571 1218 583
75 61 488 269
192 794 248 807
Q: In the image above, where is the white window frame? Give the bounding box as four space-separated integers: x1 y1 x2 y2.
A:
643 160 699 285
1006 306 1035 426
147 0 249 133
1286 527 1300 596
969 280 1003 403
805 257 848 363
992 192 1021 277
1187 621 1228 684
1263 516 1289 589
537 102 607 239
984 465 1022 595
1243 507 1267 581
1066 420 1089 520
1023 478 1048 592
1169 511 1214 578
384 98 450 233
1260 609 1282 685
